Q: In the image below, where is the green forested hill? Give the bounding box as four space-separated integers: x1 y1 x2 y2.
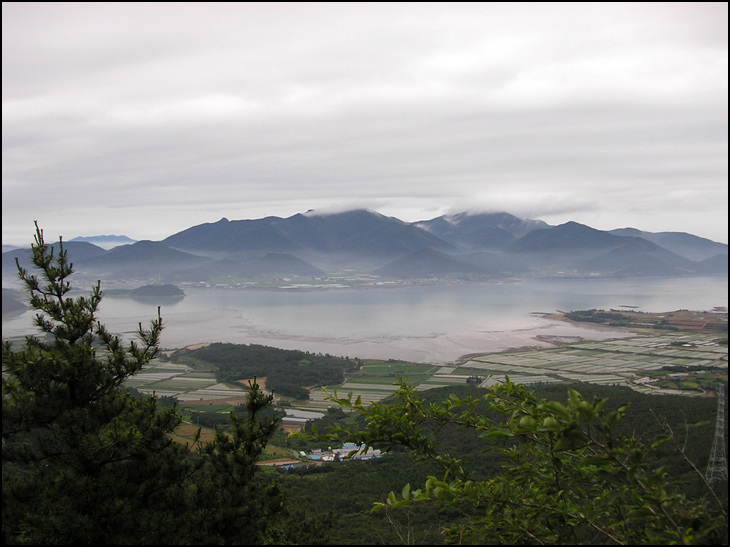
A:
168 343 359 399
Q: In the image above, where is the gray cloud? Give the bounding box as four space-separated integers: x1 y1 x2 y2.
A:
2 3 727 245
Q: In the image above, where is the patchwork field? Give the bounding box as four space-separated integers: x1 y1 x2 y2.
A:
447 332 727 395
125 330 727 431
308 332 726 401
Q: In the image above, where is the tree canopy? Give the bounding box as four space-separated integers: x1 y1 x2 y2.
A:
306 378 728 544
170 342 359 399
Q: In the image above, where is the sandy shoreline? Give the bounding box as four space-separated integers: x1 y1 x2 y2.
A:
158 312 631 365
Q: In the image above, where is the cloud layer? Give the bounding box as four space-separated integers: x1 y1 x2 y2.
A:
2 3 727 245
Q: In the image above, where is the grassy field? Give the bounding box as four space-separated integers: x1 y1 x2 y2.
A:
359 360 436 374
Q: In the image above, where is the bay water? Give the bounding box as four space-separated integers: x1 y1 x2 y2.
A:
3 276 727 364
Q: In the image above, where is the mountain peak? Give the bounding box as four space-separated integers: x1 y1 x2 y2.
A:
508 221 618 253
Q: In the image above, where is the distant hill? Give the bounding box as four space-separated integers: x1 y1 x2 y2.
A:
2 288 26 315
373 248 499 279
84 240 205 265
459 250 536 276
2 248 31 277
78 240 210 278
507 221 620 254
104 283 186 299
502 222 719 277
570 236 700 277
236 253 325 278
609 228 727 261
70 235 137 250
3 241 108 279
575 248 692 277
168 258 252 283
129 284 185 297
168 254 324 283
697 253 729 275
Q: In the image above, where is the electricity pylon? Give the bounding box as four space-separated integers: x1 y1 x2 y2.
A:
705 383 728 484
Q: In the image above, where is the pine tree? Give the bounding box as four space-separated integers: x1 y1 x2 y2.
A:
2 224 328 544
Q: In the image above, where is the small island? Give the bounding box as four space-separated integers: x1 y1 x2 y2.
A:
104 284 185 298
130 284 185 297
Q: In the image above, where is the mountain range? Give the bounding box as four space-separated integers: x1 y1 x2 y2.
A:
3 209 727 287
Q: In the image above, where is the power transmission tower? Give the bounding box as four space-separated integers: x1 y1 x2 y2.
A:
705 383 728 484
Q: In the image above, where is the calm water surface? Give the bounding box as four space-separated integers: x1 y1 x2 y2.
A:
3 277 727 364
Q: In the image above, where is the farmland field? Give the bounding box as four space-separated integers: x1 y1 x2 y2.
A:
443 332 727 395
122 328 727 458
124 330 727 437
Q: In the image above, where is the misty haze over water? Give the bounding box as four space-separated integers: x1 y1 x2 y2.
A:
3 277 727 364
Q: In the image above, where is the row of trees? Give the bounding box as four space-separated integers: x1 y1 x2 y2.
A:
564 309 631 326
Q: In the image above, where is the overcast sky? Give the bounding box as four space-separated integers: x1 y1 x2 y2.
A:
2 3 728 247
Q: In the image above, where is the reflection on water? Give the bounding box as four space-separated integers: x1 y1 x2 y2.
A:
3 277 727 364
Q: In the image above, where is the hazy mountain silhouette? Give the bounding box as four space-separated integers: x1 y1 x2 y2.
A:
415 211 549 250
503 221 716 277
78 240 211 278
236 253 325 278
373 248 500 278
3 209 727 284
168 254 324 283
70 235 137 250
609 228 728 261
696 253 729 275
572 242 699 277
164 209 454 258
507 221 620 253
3 241 107 278
2 288 26 315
